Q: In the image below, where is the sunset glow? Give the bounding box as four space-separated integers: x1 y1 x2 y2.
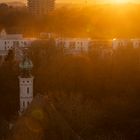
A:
111 0 129 3
0 0 139 4
1 0 140 139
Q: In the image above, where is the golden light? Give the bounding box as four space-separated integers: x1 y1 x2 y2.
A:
111 0 129 4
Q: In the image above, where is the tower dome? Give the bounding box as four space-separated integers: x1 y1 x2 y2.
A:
19 56 33 70
19 56 33 78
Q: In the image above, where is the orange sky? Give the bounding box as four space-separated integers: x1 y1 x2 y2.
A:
1 0 140 4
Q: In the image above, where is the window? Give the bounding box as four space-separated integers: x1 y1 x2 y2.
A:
27 87 29 94
23 101 25 107
27 101 30 106
119 42 122 47
13 41 19 47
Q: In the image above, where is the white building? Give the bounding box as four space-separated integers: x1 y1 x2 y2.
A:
89 40 113 59
19 56 34 115
0 29 34 59
131 39 140 49
112 39 132 49
112 38 140 49
55 38 92 55
90 39 112 48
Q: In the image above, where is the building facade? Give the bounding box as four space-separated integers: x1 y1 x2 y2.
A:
89 39 113 58
112 39 131 49
131 39 140 49
0 29 34 60
28 0 55 16
55 38 92 55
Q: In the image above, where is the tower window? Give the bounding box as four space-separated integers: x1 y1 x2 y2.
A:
27 101 30 106
27 87 30 94
23 101 25 107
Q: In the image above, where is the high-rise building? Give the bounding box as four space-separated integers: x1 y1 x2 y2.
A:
28 0 55 16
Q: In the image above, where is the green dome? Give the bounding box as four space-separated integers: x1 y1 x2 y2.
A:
19 57 33 70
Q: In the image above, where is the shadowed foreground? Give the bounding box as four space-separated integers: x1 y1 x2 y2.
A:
7 95 81 140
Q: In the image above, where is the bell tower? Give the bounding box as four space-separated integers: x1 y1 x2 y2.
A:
19 55 34 115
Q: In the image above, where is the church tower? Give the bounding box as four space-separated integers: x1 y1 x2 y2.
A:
19 55 34 115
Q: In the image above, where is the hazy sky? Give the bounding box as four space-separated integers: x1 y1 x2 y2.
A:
1 0 140 4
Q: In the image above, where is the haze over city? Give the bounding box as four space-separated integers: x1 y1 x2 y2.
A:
1 0 140 139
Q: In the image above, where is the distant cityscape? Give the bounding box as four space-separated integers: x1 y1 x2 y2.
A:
1 29 140 61
1 27 140 117
1 1 140 140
